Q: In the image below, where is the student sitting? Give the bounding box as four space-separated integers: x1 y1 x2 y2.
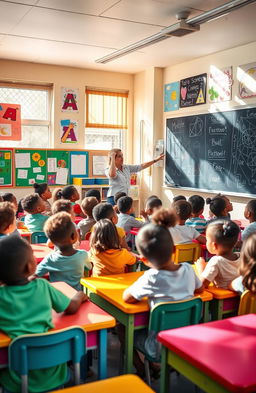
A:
230 232 256 293
53 185 83 217
0 201 17 237
186 195 207 233
85 189 101 203
140 196 162 222
117 196 144 245
2 192 24 232
123 208 203 375
113 191 127 214
173 195 186 202
195 220 240 289
217 193 233 218
170 200 206 245
241 199 256 242
22 193 49 232
77 197 98 240
92 202 129 249
89 219 136 276
0 235 87 393
33 182 52 215
36 212 92 290
206 196 230 222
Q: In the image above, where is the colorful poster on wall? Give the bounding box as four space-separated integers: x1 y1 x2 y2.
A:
164 82 180 111
61 88 79 112
0 103 21 140
180 73 207 108
60 119 78 143
238 62 256 99
208 66 233 103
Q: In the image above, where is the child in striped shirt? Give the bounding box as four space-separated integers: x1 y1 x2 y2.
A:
186 195 207 234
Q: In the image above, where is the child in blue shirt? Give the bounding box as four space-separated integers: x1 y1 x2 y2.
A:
123 208 203 375
117 196 144 245
0 201 16 237
22 193 49 232
186 195 207 233
36 211 92 290
0 235 87 393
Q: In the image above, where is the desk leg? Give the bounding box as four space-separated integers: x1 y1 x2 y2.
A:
160 346 169 393
124 314 135 374
203 301 210 323
98 329 107 380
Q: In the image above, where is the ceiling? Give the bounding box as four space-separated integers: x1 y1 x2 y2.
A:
0 0 256 74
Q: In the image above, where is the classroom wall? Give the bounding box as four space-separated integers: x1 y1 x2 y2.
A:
0 59 134 201
134 41 256 219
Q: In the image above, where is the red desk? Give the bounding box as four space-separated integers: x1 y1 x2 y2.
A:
31 243 52 263
0 281 116 379
158 314 256 393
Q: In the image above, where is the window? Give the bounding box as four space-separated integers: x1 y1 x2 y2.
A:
0 83 51 148
85 89 128 150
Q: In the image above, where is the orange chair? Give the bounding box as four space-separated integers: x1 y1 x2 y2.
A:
172 243 201 264
238 290 256 315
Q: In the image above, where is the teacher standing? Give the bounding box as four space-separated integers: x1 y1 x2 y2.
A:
105 148 164 205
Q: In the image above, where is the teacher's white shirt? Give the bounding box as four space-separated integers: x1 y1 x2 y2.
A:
105 164 142 197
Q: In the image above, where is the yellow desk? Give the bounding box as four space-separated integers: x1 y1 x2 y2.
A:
81 272 212 373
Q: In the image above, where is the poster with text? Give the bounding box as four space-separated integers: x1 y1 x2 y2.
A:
60 119 78 143
208 66 233 103
0 103 21 140
180 73 207 108
238 62 256 99
164 82 180 111
61 88 79 112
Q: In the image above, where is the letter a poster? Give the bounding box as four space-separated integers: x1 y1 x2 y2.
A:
61 88 79 112
0 103 21 140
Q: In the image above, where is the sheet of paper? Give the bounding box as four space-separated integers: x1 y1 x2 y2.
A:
15 153 31 168
71 154 86 175
29 178 35 185
93 155 108 176
0 178 4 185
33 167 41 173
17 169 28 179
56 167 68 185
47 157 57 173
36 174 45 181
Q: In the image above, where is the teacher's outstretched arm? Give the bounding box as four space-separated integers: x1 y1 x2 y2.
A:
141 153 165 169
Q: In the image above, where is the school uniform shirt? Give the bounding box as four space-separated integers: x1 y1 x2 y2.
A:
231 275 245 293
185 217 207 234
36 249 92 290
77 217 95 240
201 253 240 289
117 213 144 243
24 213 49 232
241 222 256 241
0 279 70 393
105 164 142 197
169 225 201 244
89 248 136 276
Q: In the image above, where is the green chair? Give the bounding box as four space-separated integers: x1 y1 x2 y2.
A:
135 298 202 386
9 326 86 393
31 231 48 244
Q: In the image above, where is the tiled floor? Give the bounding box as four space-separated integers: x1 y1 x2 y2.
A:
86 330 203 393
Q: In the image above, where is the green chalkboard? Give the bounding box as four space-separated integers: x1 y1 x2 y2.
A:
47 150 70 186
15 149 47 187
0 148 13 186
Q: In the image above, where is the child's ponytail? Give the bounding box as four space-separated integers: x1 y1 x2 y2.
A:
151 208 177 228
240 233 256 293
52 188 63 202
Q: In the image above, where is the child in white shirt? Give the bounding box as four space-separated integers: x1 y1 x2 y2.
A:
196 219 240 289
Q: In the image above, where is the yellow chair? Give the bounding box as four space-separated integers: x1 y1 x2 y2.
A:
238 290 256 315
172 243 201 264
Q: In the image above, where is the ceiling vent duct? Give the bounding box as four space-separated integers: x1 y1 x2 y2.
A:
163 19 200 37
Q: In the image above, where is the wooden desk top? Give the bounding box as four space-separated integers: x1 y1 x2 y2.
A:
31 243 52 263
81 272 213 314
55 375 155 393
158 314 256 393
205 284 239 299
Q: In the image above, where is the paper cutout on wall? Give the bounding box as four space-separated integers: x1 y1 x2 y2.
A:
0 103 21 140
238 62 256 99
164 82 180 112
60 119 78 143
48 174 56 185
208 66 233 103
61 88 79 112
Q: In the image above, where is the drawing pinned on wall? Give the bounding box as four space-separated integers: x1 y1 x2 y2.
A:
164 82 180 111
208 66 233 103
61 88 79 112
60 119 78 143
180 74 207 108
0 103 21 140
238 62 256 99
47 174 56 185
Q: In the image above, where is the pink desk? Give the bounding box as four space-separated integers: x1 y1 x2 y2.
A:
158 314 256 393
31 243 52 263
0 281 115 379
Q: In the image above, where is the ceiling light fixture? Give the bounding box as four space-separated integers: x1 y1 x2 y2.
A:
95 0 256 64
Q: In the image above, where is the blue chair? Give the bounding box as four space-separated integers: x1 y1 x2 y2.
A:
135 298 202 385
31 231 48 244
9 326 86 393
